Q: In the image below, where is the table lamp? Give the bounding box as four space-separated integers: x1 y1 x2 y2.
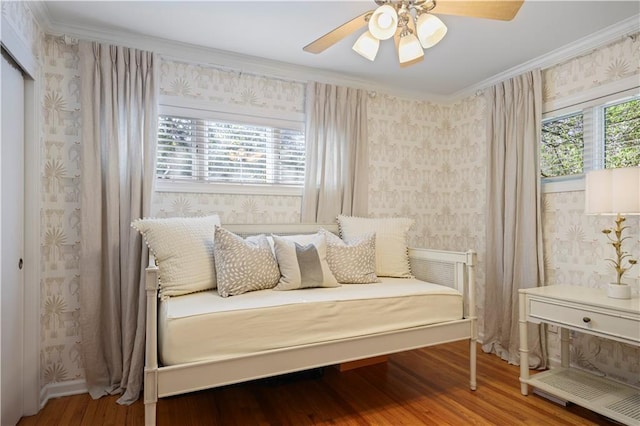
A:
585 166 640 299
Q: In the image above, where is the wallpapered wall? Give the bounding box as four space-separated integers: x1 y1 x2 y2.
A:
3 1 639 393
367 94 488 330
152 59 305 223
40 35 83 385
541 33 640 385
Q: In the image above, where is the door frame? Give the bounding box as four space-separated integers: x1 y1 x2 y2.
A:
1 15 42 416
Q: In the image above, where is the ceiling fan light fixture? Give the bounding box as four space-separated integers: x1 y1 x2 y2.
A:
369 4 398 40
416 13 448 49
398 32 424 64
352 31 380 61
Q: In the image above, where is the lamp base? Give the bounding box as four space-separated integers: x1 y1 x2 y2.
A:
607 283 631 300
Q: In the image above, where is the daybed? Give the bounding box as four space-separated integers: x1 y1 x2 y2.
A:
138 221 477 426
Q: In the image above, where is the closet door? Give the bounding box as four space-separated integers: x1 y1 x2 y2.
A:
1 49 25 426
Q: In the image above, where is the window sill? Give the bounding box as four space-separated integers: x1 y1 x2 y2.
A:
155 180 303 197
541 176 585 193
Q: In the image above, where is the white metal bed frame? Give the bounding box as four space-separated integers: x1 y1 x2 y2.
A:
143 224 477 425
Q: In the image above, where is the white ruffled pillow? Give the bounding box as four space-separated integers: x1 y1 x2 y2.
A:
337 215 413 278
131 215 220 298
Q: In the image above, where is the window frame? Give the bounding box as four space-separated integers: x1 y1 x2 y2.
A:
156 100 306 196
541 85 639 193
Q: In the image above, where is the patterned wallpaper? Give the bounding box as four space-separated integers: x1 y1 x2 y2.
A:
40 35 83 386
542 33 640 386
152 59 305 223
2 3 83 389
367 93 487 330
5 0 638 394
543 34 640 103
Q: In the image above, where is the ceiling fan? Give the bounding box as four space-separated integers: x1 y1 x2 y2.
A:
303 0 525 67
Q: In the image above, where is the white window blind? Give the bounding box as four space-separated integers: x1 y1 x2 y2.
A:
157 115 305 187
541 93 639 184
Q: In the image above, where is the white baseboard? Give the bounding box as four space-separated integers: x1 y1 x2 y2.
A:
40 379 88 409
548 355 562 369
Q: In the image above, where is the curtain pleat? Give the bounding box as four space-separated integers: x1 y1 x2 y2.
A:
482 70 547 368
79 41 158 404
301 82 368 222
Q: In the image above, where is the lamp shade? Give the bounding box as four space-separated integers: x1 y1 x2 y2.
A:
585 167 640 215
416 13 447 49
369 5 398 40
352 31 380 61
398 33 424 64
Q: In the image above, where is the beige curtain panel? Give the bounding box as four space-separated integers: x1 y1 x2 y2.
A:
482 69 547 368
301 82 369 223
79 41 158 404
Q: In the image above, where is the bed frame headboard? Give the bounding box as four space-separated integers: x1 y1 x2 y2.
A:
224 223 339 237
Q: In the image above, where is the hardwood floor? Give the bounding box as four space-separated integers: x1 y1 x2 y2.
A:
19 341 617 425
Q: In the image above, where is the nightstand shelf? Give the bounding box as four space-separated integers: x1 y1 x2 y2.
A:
526 368 640 424
519 285 640 425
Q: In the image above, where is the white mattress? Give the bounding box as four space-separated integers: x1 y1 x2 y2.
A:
158 278 463 366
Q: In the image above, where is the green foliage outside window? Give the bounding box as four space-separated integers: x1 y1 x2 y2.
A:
540 97 639 179
605 99 640 168
541 113 583 178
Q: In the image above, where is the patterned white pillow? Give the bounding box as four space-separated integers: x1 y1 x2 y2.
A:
213 227 280 297
272 233 340 291
337 215 414 278
131 215 220 298
321 229 378 284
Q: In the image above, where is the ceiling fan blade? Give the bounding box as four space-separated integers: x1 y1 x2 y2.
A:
433 0 524 21
303 11 372 54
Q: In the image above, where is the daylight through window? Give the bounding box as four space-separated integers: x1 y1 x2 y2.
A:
157 115 305 187
540 95 640 181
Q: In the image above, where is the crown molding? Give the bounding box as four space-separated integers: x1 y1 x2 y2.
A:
28 1 443 102
27 1 53 34
28 2 637 104
449 14 640 103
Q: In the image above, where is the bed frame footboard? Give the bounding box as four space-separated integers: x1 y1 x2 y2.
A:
143 224 477 425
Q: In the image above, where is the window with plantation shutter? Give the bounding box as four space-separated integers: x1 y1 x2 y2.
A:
157 113 305 191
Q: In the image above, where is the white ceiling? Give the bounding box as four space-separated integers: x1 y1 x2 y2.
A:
41 1 639 98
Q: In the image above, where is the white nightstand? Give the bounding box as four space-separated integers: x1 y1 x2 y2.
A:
519 285 640 425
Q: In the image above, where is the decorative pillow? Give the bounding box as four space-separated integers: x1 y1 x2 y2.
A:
266 233 320 254
320 229 378 284
213 227 280 298
337 215 414 278
272 233 339 290
131 215 220 298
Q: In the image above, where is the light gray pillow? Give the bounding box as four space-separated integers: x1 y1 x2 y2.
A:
321 229 378 284
337 215 414 278
213 227 280 298
272 233 339 291
131 215 220 298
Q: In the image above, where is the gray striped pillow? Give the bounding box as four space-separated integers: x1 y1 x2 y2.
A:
272 233 339 291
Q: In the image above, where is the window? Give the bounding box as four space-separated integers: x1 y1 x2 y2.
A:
157 112 305 192
541 112 584 178
604 98 640 169
541 95 640 183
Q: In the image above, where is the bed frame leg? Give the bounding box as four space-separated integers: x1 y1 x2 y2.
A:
144 368 158 425
145 402 157 426
469 338 477 391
